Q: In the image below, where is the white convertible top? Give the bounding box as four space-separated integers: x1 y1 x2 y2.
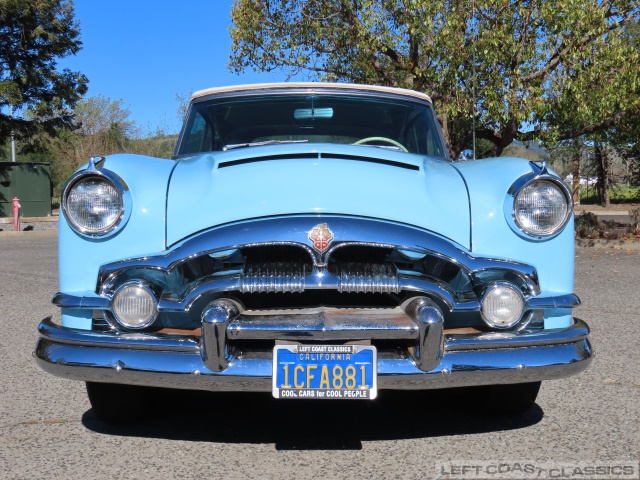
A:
191 82 433 104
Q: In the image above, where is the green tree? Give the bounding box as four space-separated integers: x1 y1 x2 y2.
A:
552 19 640 205
0 0 87 141
41 96 136 190
39 95 176 191
608 20 640 189
230 0 640 158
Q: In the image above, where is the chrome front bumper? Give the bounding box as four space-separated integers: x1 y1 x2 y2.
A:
34 313 593 392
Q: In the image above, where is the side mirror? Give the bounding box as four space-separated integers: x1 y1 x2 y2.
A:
457 149 474 161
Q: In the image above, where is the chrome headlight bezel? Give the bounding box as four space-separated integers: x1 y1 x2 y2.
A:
61 162 131 238
504 172 573 240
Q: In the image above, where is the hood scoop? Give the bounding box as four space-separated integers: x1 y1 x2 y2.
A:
218 152 319 169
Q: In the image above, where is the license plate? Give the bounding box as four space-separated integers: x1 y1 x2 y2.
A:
272 344 377 399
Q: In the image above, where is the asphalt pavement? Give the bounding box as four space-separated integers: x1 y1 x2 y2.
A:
0 235 638 479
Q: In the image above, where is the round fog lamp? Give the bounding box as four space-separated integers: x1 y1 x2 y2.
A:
481 284 525 329
112 283 157 329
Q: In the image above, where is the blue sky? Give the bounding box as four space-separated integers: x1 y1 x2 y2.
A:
60 0 290 134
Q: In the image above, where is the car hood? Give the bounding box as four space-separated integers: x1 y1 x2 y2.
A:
166 144 470 248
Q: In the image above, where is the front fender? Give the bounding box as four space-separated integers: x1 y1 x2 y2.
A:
58 154 176 328
453 157 575 299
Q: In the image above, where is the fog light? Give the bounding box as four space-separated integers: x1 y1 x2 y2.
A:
481 283 525 329
111 282 157 329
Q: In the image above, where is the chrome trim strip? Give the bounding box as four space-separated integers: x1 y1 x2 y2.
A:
37 317 590 353
53 292 111 309
38 317 200 352
56 273 471 314
227 307 419 341
96 215 540 292
53 287 576 316
527 294 581 309
158 277 241 312
445 318 590 351
35 317 593 391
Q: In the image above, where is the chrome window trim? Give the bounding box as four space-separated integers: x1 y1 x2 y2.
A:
174 87 449 160
504 167 573 241
61 157 131 238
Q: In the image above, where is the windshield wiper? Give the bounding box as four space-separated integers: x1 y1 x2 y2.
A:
354 144 405 152
222 140 309 151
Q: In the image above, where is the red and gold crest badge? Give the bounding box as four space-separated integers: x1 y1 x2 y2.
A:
308 223 334 252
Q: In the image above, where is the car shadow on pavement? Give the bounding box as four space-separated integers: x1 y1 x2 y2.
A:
81 388 543 450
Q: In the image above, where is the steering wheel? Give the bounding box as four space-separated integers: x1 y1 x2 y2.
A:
353 136 408 152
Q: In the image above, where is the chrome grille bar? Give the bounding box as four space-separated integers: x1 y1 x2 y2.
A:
337 263 400 294
228 307 419 341
240 263 305 293
239 262 400 294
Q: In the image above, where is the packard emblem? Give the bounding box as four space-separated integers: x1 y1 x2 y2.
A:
308 223 334 252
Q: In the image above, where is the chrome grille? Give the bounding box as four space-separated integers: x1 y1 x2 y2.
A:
239 262 400 294
241 263 306 293
337 263 400 294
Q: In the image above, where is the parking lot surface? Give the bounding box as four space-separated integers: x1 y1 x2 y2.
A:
1 235 638 479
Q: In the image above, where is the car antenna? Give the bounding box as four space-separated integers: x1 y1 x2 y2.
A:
472 0 477 160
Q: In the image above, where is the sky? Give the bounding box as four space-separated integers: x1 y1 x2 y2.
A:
59 0 291 135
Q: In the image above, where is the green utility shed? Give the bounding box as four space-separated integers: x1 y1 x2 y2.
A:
0 162 52 218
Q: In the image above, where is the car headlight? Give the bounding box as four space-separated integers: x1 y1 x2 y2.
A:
62 164 129 237
481 283 525 329
506 173 572 239
111 282 158 329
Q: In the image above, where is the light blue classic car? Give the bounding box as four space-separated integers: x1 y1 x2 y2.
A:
35 83 593 421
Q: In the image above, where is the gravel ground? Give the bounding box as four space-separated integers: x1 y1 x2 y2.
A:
574 203 639 212
0 220 58 232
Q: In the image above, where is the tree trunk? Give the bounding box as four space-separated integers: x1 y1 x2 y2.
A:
571 149 581 205
436 114 454 158
594 143 610 207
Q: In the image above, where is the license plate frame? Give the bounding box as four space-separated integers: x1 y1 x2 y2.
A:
272 344 377 399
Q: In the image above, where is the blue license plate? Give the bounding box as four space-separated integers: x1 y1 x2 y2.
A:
272 344 377 399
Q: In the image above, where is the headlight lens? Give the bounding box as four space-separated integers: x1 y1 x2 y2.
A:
64 176 123 235
514 180 570 236
481 283 525 329
111 283 158 329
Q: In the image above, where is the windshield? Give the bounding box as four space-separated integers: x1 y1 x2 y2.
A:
177 93 446 157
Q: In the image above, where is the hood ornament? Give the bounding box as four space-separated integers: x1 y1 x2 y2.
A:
308 223 334 252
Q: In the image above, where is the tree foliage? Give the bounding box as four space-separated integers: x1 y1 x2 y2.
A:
230 0 640 157
7 95 176 192
606 20 640 187
0 0 87 140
